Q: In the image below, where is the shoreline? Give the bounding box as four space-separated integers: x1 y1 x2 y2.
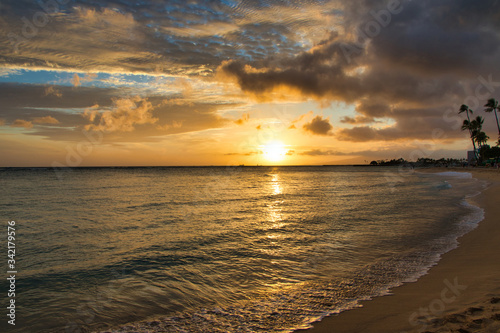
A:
296 167 500 333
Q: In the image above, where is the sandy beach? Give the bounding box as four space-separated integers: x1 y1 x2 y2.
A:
297 168 500 333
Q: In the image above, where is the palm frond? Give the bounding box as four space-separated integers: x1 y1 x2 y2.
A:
458 104 469 114
484 98 498 113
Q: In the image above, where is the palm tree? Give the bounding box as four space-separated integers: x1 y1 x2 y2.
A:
471 115 484 132
459 104 473 122
471 116 485 144
462 120 478 160
459 105 477 161
484 98 500 135
475 130 489 163
471 116 489 163
475 131 489 148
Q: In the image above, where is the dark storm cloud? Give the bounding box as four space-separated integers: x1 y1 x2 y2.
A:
219 0 500 142
336 107 471 142
219 34 365 102
355 100 391 118
366 0 500 76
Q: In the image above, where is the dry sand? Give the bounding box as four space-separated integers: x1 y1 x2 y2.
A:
297 167 500 333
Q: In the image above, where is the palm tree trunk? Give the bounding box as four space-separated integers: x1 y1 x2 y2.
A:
494 108 500 135
467 111 479 161
471 136 478 161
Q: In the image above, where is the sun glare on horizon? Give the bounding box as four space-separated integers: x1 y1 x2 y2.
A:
261 141 288 163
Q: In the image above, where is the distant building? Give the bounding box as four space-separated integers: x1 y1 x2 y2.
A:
467 150 476 164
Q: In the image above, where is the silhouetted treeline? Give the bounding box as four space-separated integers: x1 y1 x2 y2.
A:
369 157 465 167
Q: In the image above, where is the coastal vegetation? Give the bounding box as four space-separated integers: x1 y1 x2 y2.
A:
369 158 465 167
459 98 500 165
369 98 500 168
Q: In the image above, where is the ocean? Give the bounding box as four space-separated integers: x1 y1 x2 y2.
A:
0 166 485 333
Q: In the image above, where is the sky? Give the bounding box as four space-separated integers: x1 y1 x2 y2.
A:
1 0 500 167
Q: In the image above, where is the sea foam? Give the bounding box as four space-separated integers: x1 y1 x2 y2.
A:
434 171 473 178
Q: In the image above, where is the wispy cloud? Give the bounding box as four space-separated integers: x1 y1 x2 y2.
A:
0 68 21 77
33 116 60 124
0 0 337 75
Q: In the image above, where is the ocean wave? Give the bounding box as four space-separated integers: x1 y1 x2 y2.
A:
433 171 473 178
436 180 452 190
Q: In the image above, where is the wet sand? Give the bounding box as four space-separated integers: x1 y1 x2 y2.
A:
297 167 500 333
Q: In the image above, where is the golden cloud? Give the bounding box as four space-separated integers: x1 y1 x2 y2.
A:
10 119 33 129
84 96 158 132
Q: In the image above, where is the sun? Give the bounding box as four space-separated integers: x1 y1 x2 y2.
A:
261 141 288 163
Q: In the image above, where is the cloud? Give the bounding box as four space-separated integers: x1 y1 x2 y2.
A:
303 115 333 136
0 83 121 136
217 32 365 103
10 119 33 129
164 21 239 38
368 1 500 77
336 126 380 142
33 116 60 125
0 80 235 143
44 86 63 98
335 106 472 143
0 68 21 77
355 100 392 118
156 120 183 131
0 83 117 111
2 0 498 85
0 1 324 75
216 0 500 143
235 113 250 125
218 39 464 106
2 0 500 148
340 115 378 124
76 7 136 28
290 111 313 124
72 73 98 87
72 74 81 87
288 111 312 129
300 149 349 156
83 96 158 132
224 151 261 156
